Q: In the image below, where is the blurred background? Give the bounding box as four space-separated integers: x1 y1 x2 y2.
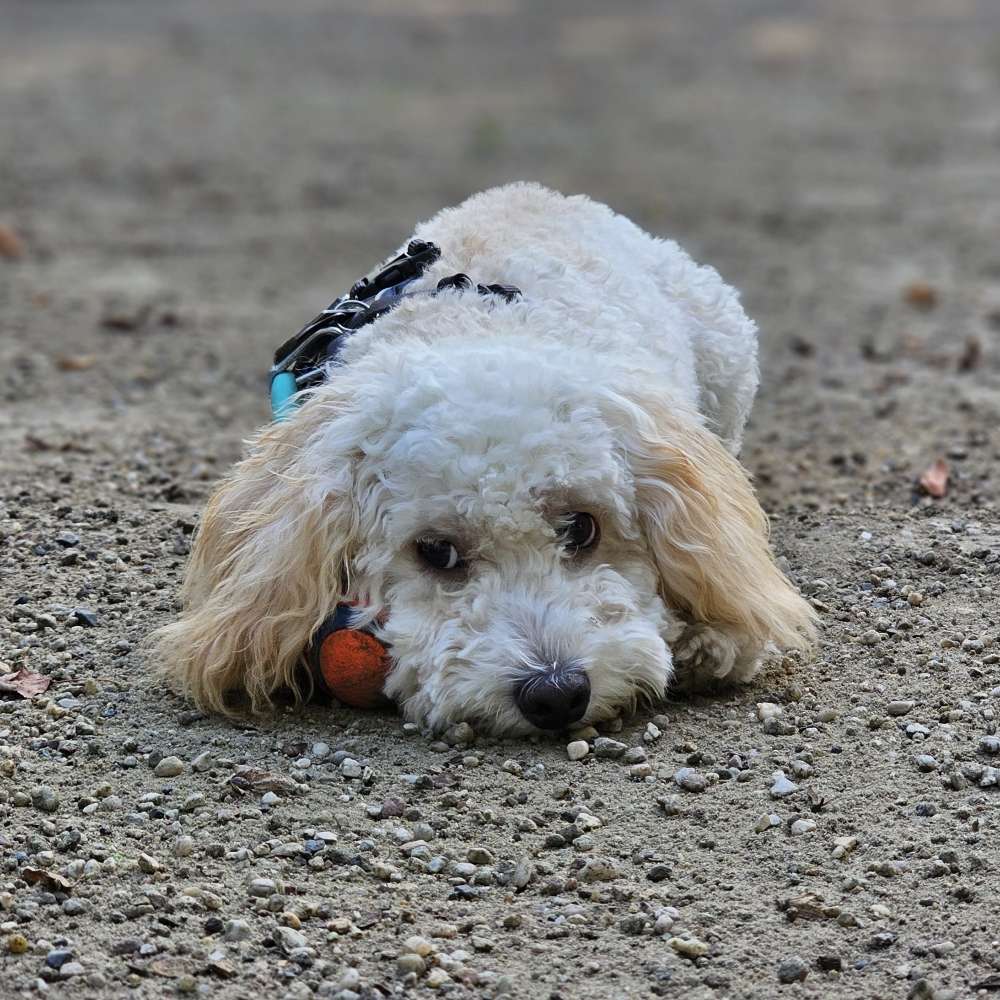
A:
2 0 998 510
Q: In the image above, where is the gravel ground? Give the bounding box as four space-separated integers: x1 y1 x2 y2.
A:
3 1 1000 998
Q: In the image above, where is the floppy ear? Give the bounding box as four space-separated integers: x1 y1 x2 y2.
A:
609 388 816 654
154 388 363 714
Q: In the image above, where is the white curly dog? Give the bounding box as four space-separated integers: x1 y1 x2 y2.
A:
157 184 815 734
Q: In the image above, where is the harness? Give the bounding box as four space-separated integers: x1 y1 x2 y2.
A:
269 239 521 419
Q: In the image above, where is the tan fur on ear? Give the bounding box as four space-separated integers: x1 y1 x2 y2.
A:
153 394 360 714
614 391 817 653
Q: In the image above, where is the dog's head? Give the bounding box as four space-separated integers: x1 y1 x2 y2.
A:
157 317 814 733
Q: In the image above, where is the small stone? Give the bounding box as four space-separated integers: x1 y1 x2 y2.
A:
511 859 534 889
887 700 915 717
566 741 590 761
790 819 817 836
138 853 161 874
223 920 251 942
174 836 195 857
593 737 627 759
754 813 781 833
7 934 29 955
669 936 709 958
445 722 475 746
643 723 661 743
980 736 1000 755
777 956 808 983
833 837 858 861
153 756 184 778
915 754 938 772
275 926 307 952
579 857 620 882
757 702 782 721
191 751 215 772
467 847 494 865
46 949 74 970
673 768 707 793
248 877 276 897
770 771 798 798
396 954 425 975
30 786 60 813
426 968 450 988
340 758 363 779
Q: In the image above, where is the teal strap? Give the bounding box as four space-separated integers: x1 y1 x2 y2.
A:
270 371 299 421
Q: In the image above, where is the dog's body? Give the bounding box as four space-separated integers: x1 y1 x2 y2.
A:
157 184 815 733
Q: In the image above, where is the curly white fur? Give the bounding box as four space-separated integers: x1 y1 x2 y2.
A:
155 184 816 734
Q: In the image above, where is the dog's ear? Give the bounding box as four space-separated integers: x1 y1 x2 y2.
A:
154 388 363 714
607 387 816 654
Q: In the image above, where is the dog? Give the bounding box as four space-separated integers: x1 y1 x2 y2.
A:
155 184 816 734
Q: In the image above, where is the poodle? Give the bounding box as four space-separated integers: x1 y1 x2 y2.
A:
155 184 816 734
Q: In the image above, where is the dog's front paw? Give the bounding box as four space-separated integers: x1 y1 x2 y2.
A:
672 624 762 689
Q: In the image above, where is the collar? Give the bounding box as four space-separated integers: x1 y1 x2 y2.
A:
269 240 521 420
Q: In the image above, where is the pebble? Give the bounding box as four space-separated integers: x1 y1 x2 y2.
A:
673 768 707 793
340 758 363 779
669 936 709 958
467 847 494 865
46 949 73 970
397 954 426 975
887 700 915 717
757 702 782 721
223 919 251 942
770 771 798 798
174 836 195 857
755 813 781 832
790 818 817 836
593 737 627 759
980 736 1000 755
566 740 590 761
445 722 475 746
7 934 29 955
643 722 661 743
153 756 185 778
778 956 809 983
30 786 60 813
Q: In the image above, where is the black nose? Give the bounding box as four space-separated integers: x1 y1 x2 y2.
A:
514 670 591 731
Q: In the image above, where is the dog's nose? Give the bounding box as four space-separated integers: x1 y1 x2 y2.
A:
514 669 591 731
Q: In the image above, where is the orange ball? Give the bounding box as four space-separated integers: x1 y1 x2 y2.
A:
317 628 392 709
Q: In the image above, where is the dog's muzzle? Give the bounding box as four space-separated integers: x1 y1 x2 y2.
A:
513 666 590 731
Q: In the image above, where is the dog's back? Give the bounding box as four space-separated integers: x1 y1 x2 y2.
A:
405 183 759 452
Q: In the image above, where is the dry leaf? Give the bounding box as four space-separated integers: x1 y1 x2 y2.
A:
21 867 72 892
903 281 937 310
0 668 51 699
919 458 949 498
958 336 982 373
55 354 97 372
0 223 25 259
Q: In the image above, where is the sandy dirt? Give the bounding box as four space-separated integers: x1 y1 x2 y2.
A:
2 1 1000 998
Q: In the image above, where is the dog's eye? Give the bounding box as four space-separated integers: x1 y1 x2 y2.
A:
415 538 463 572
559 512 600 554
